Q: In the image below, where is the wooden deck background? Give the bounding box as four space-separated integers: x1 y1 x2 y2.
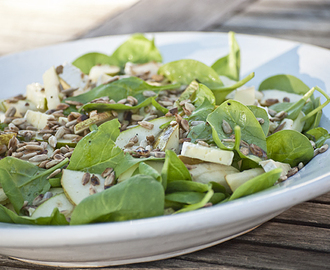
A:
1 0 330 269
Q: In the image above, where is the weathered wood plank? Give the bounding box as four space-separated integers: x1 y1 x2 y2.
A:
237 221 330 252
176 240 330 270
310 191 330 203
82 0 255 38
274 202 330 226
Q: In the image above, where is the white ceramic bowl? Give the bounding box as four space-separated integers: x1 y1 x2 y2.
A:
0 32 330 267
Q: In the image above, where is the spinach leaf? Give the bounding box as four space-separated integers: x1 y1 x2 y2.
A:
0 205 68 225
80 96 153 113
187 122 213 144
258 74 310 94
266 130 314 167
269 102 293 112
165 192 206 205
306 127 330 148
166 180 209 193
70 174 164 225
158 59 224 89
138 162 162 183
67 119 124 174
0 157 68 213
247 105 270 136
211 31 240 81
175 188 214 213
72 52 114 74
188 98 215 122
110 34 162 68
161 150 192 189
64 77 179 105
207 100 267 153
301 100 316 132
229 168 282 201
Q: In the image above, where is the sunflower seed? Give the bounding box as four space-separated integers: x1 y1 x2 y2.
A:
65 100 83 106
257 118 265 125
298 162 304 170
91 174 100 186
278 175 288 182
181 119 190 132
25 145 44 151
222 120 232 134
65 119 77 128
89 185 97 195
143 90 157 97
283 97 290 102
11 118 26 126
274 111 288 120
310 140 316 149
249 144 267 158
104 172 115 189
48 136 57 148
45 159 61 169
29 154 48 162
117 98 127 104
263 98 279 106
138 121 154 130
55 126 66 139
319 144 329 153
12 152 23 158
127 96 138 106
5 106 16 117
198 141 209 147
82 172 91 185
131 114 144 121
287 167 299 177
47 169 61 179
101 167 113 178
21 152 38 159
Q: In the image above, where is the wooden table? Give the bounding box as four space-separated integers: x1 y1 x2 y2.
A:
2 0 330 269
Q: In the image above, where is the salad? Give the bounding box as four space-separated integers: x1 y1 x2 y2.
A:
0 32 329 226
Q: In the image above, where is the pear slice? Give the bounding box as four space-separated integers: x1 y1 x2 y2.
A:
25 109 55 130
188 163 239 193
259 159 291 177
74 111 113 134
0 188 8 204
153 124 180 154
3 100 37 117
115 116 173 149
61 169 105 205
117 160 164 183
280 111 305 133
89 64 120 82
225 168 265 192
31 193 74 219
181 142 234 166
26 83 47 111
43 66 61 110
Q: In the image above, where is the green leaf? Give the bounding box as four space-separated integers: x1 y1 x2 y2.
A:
70 175 164 225
67 119 124 174
266 130 314 167
207 100 267 153
161 150 192 189
211 31 240 81
0 157 68 213
165 191 206 205
110 34 162 68
64 77 179 105
72 52 114 74
0 206 69 225
247 105 270 136
306 127 330 148
188 98 215 122
166 180 210 193
158 59 224 89
138 162 162 183
258 74 310 94
229 168 282 201
187 121 214 144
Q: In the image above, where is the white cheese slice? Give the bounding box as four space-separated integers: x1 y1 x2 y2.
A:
89 65 120 83
58 63 90 90
43 66 61 110
24 109 55 130
259 159 291 177
124 61 161 77
26 83 46 110
181 142 234 166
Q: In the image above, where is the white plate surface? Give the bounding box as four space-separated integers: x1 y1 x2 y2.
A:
0 32 330 267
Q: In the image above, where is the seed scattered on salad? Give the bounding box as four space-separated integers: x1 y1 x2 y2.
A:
0 32 329 226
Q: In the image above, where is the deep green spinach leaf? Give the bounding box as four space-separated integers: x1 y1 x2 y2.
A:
70 174 164 225
266 130 314 167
